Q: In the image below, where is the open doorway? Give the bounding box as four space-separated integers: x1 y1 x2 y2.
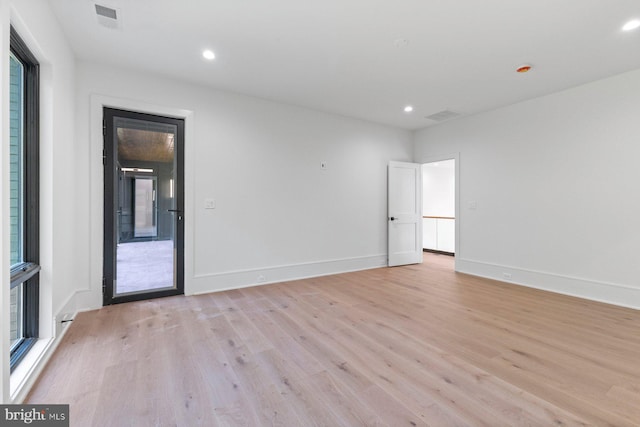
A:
422 159 455 257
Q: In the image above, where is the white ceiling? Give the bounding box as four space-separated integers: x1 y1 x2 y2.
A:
48 0 640 130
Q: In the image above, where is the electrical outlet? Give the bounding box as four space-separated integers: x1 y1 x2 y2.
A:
503 272 512 279
257 275 267 283
320 161 327 170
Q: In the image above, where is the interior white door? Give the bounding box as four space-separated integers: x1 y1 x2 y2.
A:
388 161 423 266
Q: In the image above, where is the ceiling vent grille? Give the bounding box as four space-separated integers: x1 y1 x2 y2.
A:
425 110 461 122
95 4 121 29
95 4 117 20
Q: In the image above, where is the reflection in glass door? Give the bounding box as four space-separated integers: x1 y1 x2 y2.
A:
133 176 157 238
103 108 184 305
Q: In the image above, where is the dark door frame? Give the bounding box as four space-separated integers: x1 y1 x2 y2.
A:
103 107 185 305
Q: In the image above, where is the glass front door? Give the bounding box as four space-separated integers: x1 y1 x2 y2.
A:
103 108 184 304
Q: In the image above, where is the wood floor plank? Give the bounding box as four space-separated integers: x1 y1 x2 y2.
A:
213 293 275 354
221 344 304 426
26 253 640 426
357 385 431 427
342 312 592 426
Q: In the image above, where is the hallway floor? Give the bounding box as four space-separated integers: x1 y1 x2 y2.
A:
116 240 174 294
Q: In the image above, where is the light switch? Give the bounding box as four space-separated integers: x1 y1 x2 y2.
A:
204 198 216 209
468 201 477 210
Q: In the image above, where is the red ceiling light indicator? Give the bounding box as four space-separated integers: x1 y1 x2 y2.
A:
516 64 532 73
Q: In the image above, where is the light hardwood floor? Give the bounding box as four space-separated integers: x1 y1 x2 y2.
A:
27 253 640 426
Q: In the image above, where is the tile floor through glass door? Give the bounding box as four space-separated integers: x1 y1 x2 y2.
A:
116 240 174 294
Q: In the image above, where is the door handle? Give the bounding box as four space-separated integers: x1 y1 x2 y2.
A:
168 209 183 221
390 217 396 221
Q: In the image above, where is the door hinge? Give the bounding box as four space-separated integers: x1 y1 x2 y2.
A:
102 119 106 136
102 277 106 295
102 149 106 165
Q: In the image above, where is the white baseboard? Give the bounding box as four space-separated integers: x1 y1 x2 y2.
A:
191 254 388 295
457 258 640 311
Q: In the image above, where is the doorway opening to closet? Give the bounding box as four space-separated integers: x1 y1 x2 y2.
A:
422 159 455 256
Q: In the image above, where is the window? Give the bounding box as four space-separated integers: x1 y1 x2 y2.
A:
9 27 40 371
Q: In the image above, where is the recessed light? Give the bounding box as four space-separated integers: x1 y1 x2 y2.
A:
121 167 153 173
622 19 640 31
202 49 215 60
404 105 414 113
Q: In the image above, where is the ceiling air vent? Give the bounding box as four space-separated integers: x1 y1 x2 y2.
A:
425 110 461 122
95 4 121 29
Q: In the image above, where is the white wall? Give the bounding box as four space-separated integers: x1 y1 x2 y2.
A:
0 0 10 404
72 61 413 309
1 0 77 402
422 160 455 217
414 68 640 309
